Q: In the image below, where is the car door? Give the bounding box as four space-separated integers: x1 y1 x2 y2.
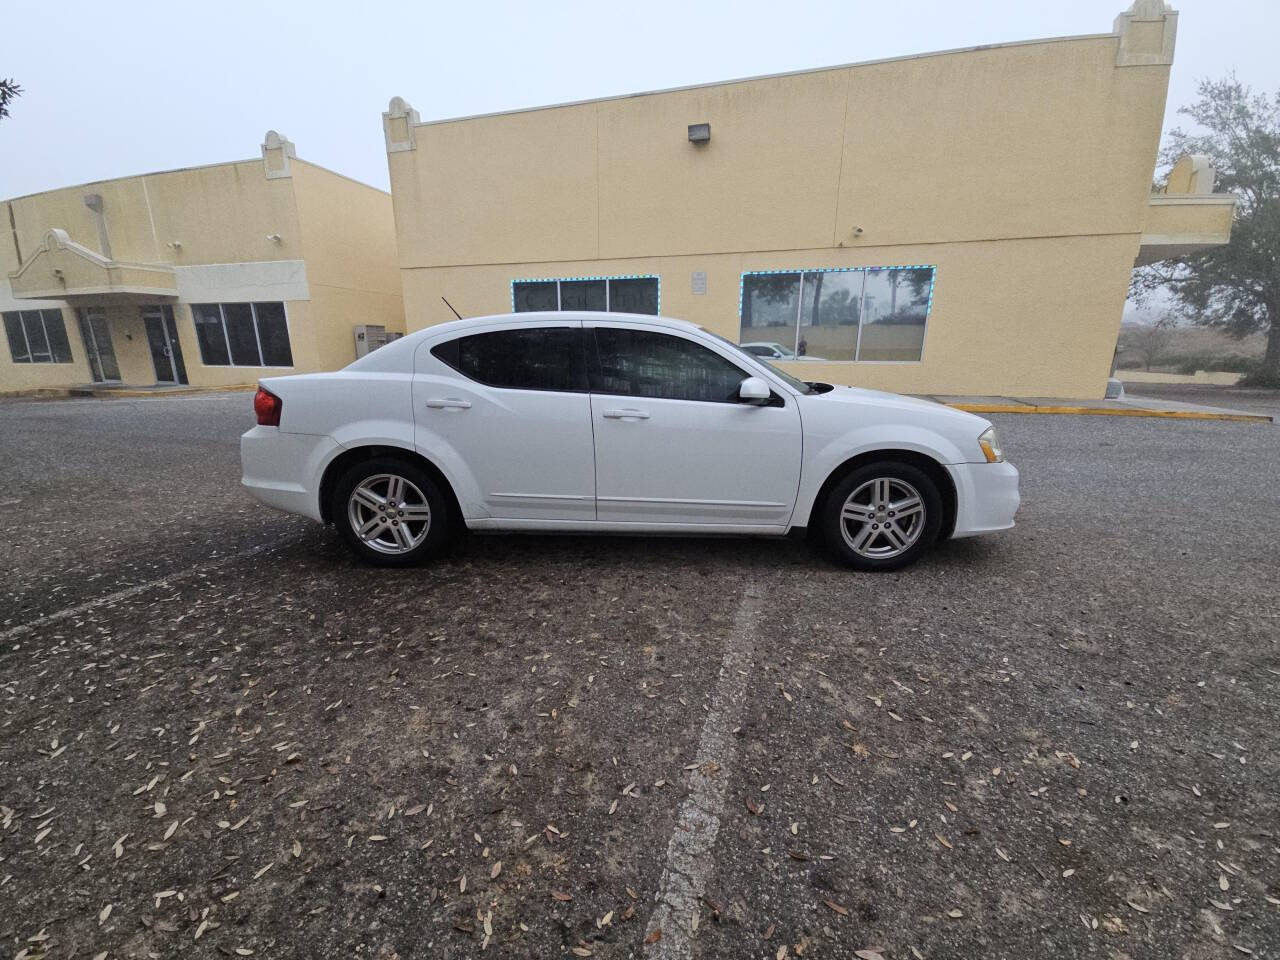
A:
587 321 802 526
412 321 595 521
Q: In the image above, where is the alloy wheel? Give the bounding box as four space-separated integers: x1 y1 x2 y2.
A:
838 477 926 560
347 473 432 555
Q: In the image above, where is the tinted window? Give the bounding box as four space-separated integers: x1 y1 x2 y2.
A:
223 303 260 366
608 277 659 314
4 312 30 362
44 310 73 363
3 310 73 364
253 302 293 366
559 279 605 311
591 327 748 403
192 304 230 365
513 281 558 312
433 327 586 392
512 276 660 315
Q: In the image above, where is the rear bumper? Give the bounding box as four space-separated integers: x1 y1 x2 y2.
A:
240 426 339 523
946 460 1020 538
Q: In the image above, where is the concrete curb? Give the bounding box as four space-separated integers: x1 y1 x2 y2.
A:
75 385 257 399
948 402 1272 423
2 384 257 400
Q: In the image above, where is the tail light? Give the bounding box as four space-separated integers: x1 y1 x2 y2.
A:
254 386 282 427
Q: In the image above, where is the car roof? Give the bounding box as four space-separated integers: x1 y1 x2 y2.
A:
426 311 704 337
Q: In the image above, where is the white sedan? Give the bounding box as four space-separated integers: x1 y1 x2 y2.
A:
241 312 1019 570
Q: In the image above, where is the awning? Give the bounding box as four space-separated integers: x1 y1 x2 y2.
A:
8 228 177 301
1135 156 1236 266
1135 195 1237 265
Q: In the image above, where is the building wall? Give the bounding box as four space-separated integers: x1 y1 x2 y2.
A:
387 5 1177 398
0 281 91 392
2 143 404 393
290 159 405 371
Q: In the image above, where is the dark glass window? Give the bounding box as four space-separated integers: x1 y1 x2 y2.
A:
512 276 660 315
3 312 29 363
607 277 659 315
3 309 73 364
23 311 50 360
191 302 292 367
559 279 606 311
253 302 293 367
513 281 558 312
433 326 586 392
222 303 260 366
44 310 73 363
193 304 230 365
591 327 748 403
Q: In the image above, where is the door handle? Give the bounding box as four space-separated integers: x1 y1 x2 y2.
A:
602 408 650 420
425 397 472 410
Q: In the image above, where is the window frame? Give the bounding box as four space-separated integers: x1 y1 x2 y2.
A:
586 322 762 406
3 308 74 364
738 265 935 364
189 301 294 369
511 275 661 315
431 324 589 394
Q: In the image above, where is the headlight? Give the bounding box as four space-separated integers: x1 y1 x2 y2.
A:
978 426 1004 463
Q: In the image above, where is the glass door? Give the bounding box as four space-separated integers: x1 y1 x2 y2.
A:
142 304 188 384
77 307 121 383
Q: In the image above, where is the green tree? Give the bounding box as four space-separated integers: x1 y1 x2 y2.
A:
0 78 21 121
1131 76 1280 386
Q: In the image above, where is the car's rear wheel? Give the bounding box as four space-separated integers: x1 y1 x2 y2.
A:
333 457 450 566
822 461 942 571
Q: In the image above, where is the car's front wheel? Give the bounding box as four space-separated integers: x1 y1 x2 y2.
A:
332 457 451 566
821 461 943 571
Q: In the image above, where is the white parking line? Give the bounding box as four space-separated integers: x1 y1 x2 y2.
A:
644 587 762 957
0 536 303 643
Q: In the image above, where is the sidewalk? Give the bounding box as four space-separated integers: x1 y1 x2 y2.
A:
927 394 1273 423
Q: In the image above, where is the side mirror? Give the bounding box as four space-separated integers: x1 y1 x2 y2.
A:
738 376 771 405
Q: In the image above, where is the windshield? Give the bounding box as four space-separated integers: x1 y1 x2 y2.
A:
706 331 813 394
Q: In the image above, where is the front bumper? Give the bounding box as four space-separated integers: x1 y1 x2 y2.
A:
240 426 340 523
945 460 1020 538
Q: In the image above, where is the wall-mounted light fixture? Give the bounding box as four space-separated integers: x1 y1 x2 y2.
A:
266 233 282 244
687 123 711 145
167 240 182 250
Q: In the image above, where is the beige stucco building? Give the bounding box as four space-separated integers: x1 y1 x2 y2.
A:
2 132 403 394
383 0 1234 398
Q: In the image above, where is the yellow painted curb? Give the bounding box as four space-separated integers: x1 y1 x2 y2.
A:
949 403 1272 423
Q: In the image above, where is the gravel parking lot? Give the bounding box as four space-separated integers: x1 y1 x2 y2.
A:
2 393 1278 960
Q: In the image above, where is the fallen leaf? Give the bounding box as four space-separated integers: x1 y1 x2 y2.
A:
823 900 849 916
551 890 573 902
645 929 662 944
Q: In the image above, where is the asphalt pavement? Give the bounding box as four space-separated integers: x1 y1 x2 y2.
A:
1 393 1277 959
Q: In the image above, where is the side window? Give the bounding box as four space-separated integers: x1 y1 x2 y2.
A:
590 327 749 403
432 327 586 392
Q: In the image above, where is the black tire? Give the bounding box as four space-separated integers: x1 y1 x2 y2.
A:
821 461 943 571
332 456 451 567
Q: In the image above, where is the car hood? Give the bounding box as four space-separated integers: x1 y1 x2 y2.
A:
796 384 992 439
812 384 981 416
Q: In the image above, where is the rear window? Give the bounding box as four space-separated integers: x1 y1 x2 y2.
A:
431 326 587 392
